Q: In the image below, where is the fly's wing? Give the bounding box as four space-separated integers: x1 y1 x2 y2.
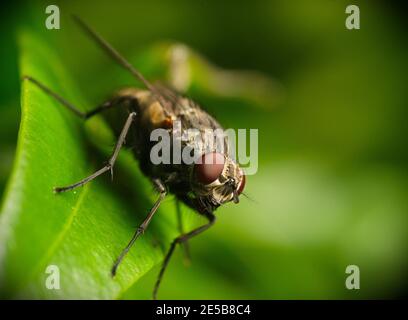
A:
154 82 180 101
153 82 183 113
154 82 229 161
155 81 223 129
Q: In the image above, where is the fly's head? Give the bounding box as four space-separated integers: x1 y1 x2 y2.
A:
191 152 246 213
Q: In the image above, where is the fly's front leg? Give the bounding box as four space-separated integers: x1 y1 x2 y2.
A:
153 211 216 300
111 179 167 277
54 112 137 193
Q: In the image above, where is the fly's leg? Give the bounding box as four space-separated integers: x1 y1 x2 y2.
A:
22 76 114 119
111 179 167 277
54 111 137 193
175 200 191 266
153 211 216 300
23 76 140 192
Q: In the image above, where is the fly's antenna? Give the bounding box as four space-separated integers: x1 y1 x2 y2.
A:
72 15 169 110
241 192 257 204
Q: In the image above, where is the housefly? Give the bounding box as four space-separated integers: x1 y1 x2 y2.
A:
23 16 246 299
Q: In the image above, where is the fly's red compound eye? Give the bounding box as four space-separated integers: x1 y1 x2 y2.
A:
195 152 225 184
237 174 246 195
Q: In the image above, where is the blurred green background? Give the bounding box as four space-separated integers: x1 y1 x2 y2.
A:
0 0 407 299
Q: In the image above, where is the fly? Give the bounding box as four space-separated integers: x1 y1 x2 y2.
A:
23 16 246 299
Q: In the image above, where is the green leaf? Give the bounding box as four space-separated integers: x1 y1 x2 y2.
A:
0 23 279 299
0 29 179 299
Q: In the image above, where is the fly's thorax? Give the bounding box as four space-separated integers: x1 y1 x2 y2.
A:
116 89 174 131
179 128 228 158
